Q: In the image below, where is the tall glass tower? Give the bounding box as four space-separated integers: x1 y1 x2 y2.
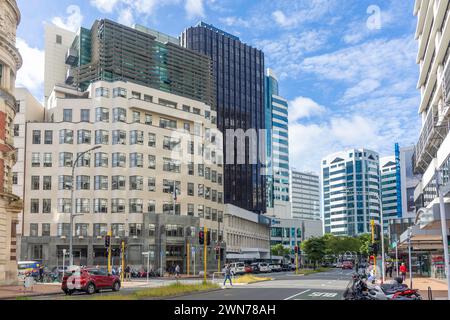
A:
181 22 266 214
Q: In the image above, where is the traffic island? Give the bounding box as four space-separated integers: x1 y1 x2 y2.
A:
297 268 331 276
234 275 273 284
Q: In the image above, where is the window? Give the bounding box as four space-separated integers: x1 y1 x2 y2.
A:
166 225 184 237
205 207 211 219
57 223 70 237
30 199 39 214
94 176 108 190
218 192 223 204
132 111 141 123
130 176 143 190
144 95 153 102
44 130 53 144
76 176 90 190
147 200 156 214
129 199 143 213
76 152 91 167
56 34 62 44
14 124 19 136
30 223 39 236
94 199 108 213
148 133 156 147
163 158 180 173
129 224 142 237
59 129 73 144
32 130 41 144
148 177 156 192
188 204 194 216
163 203 180 215
112 130 126 145
95 107 109 122
148 224 156 237
57 199 72 213
75 224 88 237
93 224 108 237
31 176 40 190
198 184 204 197
205 187 211 200
63 109 72 122
160 117 177 129
76 199 90 213
198 164 204 177
218 211 223 223
43 153 52 167
212 209 217 221
132 91 141 100
218 174 223 186
183 105 191 112
193 108 200 115
188 162 194 176
43 199 51 214
112 153 126 167
205 167 211 180
58 175 72 190
163 180 181 195
145 114 152 125
198 205 204 218
31 153 40 167
130 130 144 145
187 141 194 154
212 171 217 183
43 176 52 190
112 176 126 190
95 152 108 167
12 172 18 185
95 87 109 98
212 190 217 202
113 87 127 98
77 130 91 144
130 153 143 168
112 224 125 237
59 152 73 167
148 155 156 169
42 224 50 236
80 109 90 122
111 199 126 213
113 108 127 122
188 183 194 196
95 130 109 145
163 136 181 151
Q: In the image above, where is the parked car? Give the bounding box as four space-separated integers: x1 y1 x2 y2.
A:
281 264 291 272
244 265 253 273
250 263 261 274
258 263 271 273
223 262 246 275
269 264 282 272
336 262 343 268
62 268 121 295
342 261 354 270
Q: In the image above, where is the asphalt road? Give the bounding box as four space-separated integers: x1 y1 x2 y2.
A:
170 269 354 301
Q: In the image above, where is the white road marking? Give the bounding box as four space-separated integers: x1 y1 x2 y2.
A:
284 289 311 301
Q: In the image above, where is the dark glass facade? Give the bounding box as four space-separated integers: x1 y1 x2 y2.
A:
181 22 266 213
65 19 215 107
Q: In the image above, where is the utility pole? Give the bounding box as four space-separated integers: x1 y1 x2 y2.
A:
371 220 377 277
107 229 112 274
121 240 125 283
204 227 208 283
187 242 190 276
408 227 413 289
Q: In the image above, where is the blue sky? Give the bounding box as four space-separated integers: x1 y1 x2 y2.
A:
16 0 421 173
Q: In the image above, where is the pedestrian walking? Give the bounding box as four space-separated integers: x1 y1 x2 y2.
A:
400 263 407 282
175 265 180 279
223 264 233 287
125 265 131 281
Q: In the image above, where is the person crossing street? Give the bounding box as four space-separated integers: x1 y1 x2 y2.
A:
223 264 233 287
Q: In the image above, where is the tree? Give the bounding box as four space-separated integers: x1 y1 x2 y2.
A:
271 244 291 257
358 234 372 257
301 237 326 269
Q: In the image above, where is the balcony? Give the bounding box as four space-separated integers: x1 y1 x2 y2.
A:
65 48 78 66
413 105 450 174
65 68 74 85
443 56 450 104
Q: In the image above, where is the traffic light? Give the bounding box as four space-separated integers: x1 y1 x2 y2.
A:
199 231 204 245
374 224 382 241
368 243 379 256
294 246 299 254
105 235 111 248
206 231 211 246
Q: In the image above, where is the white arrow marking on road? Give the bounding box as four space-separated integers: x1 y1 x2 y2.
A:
284 289 311 301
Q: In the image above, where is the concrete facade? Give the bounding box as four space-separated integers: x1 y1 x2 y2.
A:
290 170 321 221
0 0 22 285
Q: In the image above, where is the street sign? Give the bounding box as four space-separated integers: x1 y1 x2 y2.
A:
191 246 196 254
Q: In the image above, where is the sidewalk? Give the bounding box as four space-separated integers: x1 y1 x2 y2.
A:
0 283 61 300
412 277 448 300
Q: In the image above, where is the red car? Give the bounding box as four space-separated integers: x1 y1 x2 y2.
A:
342 261 354 270
62 268 121 295
244 265 253 273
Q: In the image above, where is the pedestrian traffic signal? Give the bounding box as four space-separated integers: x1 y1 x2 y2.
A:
105 235 111 248
206 232 211 246
199 231 204 245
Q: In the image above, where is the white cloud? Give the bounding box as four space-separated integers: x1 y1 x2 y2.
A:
16 38 45 96
272 0 335 29
185 0 205 19
51 5 83 32
90 0 120 13
220 16 251 28
118 7 135 27
289 97 326 123
342 79 381 101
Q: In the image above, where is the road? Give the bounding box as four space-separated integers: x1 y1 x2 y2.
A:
170 269 353 301
29 269 353 300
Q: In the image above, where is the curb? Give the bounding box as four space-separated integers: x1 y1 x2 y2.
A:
3 290 62 300
142 288 224 300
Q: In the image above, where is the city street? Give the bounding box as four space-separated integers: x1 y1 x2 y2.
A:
172 269 353 301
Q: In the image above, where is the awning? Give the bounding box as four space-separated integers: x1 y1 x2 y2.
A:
397 225 443 250
226 253 260 260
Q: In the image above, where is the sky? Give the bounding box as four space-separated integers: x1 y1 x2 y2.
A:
16 0 421 174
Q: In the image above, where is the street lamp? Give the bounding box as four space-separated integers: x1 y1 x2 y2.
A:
407 226 413 289
69 145 102 267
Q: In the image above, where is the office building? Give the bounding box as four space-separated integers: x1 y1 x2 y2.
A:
398 145 421 218
322 149 381 236
265 69 291 219
0 0 22 285
380 156 400 231
181 22 267 214
290 170 321 221
20 80 225 273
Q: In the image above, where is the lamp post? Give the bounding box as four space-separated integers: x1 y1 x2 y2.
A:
69 145 102 267
408 227 413 289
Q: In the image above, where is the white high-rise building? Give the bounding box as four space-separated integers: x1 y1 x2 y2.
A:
380 156 400 232
290 170 321 221
413 0 450 232
322 149 381 236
